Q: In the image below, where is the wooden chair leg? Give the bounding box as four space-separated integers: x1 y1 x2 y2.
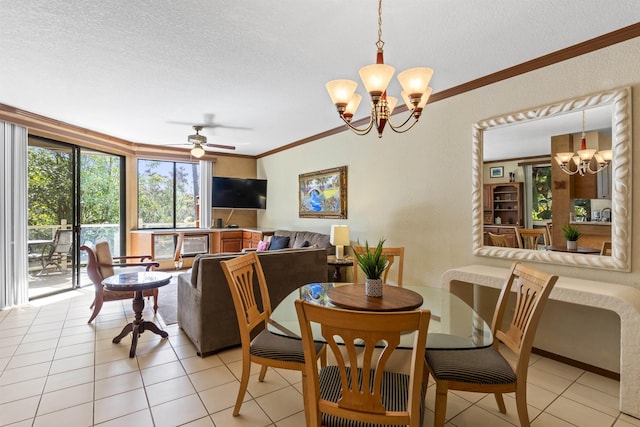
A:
88 299 103 323
301 369 311 427
515 382 531 427
433 381 449 427
494 392 507 413
258 364 268 382
233 355 252 416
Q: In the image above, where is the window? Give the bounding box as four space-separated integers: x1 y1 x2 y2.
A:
531 165 552 221
138 159 200 229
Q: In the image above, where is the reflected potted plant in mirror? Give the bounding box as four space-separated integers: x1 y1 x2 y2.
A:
561 224 581 251
352 239 388 297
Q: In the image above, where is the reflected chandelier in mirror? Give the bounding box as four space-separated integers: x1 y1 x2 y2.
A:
472 87 632 271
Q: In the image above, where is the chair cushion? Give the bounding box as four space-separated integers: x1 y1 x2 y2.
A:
426 346 517 385
250 329 322 363
318 365 424 427
95 241 115 278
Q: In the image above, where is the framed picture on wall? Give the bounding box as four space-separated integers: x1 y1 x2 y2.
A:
299 166 347 218
490 166 504 178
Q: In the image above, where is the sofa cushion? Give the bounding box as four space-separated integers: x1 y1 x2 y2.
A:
293 240 310 248
269 235 290 250
95 241 115 278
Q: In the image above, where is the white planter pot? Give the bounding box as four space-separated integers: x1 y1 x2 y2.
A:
365 278 383 297
567 240 578 251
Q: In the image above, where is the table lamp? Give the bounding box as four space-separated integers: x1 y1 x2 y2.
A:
330 225 350 259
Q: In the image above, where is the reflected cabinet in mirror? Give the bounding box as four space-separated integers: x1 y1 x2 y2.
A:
472 87 631 271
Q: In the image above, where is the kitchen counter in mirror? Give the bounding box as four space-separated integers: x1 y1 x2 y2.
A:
570 221 612 226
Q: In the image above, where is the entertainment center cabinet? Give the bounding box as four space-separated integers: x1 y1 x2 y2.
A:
130 228 274 269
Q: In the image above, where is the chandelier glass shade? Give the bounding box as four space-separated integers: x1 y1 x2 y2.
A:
554 110 612 176
325 0 433 138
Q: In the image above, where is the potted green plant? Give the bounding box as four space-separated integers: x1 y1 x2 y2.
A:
561 224 581 251
352 239 388 297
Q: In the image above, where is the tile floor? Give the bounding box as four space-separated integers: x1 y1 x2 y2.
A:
0 287 638 427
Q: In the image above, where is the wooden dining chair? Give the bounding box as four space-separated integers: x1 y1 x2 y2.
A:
487 232 510 247
82 241 159 323
295 299 430 427
600 240 612 256
545 222 553 246
425 262 558 427
220 251 326 417
515 228 546 249
352 245 405 286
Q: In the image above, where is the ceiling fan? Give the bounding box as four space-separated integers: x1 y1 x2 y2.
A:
188 125 236 154
166 114 252 156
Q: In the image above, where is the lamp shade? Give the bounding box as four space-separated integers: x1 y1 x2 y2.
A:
343 93 363 117
330 225 350 246
397 67 433 95
326 79 358 106
359 63 395 96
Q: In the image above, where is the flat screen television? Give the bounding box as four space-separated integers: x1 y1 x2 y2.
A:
212 177 267 209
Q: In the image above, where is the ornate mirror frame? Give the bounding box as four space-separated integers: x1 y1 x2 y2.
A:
472 87 632 271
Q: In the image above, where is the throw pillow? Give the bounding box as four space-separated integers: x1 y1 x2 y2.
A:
293 238 311 249
268 235 290 250
257 240 270 251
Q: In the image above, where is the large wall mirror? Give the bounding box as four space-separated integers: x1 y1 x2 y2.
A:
472 87 632 271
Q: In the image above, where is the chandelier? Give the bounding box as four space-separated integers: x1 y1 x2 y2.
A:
554 110 612 176
325 0 433 138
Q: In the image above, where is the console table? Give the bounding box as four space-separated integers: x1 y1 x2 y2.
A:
441 264 640 418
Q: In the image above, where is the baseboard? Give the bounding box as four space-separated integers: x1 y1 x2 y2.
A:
532 347 620 380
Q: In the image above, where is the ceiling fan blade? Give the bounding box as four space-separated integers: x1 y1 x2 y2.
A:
167 116 251 131
206 143 236 151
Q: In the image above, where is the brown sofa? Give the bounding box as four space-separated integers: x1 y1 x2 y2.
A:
270 230 333 250
177 247 328 357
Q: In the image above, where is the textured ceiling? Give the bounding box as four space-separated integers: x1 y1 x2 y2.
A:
1 1 639 156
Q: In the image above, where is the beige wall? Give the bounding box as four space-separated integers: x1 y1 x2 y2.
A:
258 37 640 372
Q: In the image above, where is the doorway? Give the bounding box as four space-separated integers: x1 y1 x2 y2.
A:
27 136 124 299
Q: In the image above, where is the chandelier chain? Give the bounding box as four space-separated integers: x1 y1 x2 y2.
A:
376 0 384 50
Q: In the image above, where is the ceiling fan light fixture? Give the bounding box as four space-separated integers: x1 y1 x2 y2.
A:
191 144 205 158
188 133 207 145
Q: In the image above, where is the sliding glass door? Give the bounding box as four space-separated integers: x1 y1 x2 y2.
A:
27 136 124 299
27 137 77 298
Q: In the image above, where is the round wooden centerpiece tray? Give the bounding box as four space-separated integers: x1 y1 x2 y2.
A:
327 284 423 312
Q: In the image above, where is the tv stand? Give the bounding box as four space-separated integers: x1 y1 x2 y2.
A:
130 228 273 269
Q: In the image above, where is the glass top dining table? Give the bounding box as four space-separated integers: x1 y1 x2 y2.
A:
268 282 493 350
